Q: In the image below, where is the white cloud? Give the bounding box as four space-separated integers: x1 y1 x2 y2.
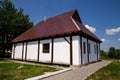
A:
118 38 120 41
101 38 106 42
85 24 96 33
101 38 110 42
106 27 120 35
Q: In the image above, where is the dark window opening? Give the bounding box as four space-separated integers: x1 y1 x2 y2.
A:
83 42 86 54
43 43 50 53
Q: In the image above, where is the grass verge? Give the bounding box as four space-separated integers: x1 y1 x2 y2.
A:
0 59 59 80
86 60 120 80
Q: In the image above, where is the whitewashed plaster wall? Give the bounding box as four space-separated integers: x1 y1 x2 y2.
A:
39 39 52 63
27 41 38 61
11 44 14 59
88 40 97 62
22 42 26 60
72 36 81 66
12 35 100 65
97 43 100 60
82 37 88 65
53 37 70 64
14 43 22 59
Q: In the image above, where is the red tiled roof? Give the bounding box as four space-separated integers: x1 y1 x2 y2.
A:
12 9 101 43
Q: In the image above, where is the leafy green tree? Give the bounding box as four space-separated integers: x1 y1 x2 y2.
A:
0 0 33 57
100 50 107 57
115 49 120 59
100 50 109 60
108 47 116 58
108 47 120 59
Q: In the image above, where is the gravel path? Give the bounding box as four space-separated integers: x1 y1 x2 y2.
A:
41 60 112 80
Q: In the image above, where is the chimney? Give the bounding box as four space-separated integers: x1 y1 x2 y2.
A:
44 16 47 22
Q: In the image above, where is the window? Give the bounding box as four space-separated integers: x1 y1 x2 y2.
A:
88 43 90 54
83 42 86 54
43 43 50 53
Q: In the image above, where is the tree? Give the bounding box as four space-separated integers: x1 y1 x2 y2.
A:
115 49 120 59
100 50 106 57
108 47 116 58
108 47 120 59
100 50 108 59
0 0 33 57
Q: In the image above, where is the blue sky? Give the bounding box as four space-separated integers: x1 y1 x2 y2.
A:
11 0 120 52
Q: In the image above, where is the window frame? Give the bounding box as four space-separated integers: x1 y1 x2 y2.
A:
42 43 50 53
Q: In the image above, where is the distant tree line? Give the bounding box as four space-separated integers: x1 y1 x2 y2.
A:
108 47 120 59
101 47 120 59
0 0 33 57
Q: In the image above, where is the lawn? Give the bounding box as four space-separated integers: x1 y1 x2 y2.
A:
86 60 120 80
0 59 59 80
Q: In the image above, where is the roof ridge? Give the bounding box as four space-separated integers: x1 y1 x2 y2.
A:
34 9 77 27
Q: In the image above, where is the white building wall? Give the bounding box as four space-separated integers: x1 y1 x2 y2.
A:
53 37 70 65
23 42 26 60
88 40 97 62
11 44 14 59
27 41 38 61
14 43 22 59
97 43 100 60
39 39 52 63
72 36 81 66
12 36 100 65
82 37 88 65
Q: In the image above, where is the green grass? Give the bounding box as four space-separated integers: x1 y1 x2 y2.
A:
100 54 117 61
0 59 59 80
86 60 120 80
100 55 108 60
